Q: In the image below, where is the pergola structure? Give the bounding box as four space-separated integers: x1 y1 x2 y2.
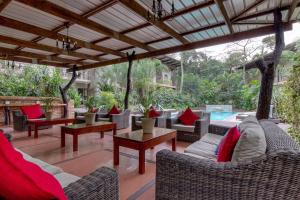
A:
0 0 298 71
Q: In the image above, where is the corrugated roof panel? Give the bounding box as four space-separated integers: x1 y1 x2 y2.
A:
0 42 17 49
58 54 80 60
150 38 181 49
89 3 146 32
1 1 65 30
121 47 147 54
22 48 53 56
0 25 37 41
48 0 106 15
75 48 102 56
99 54 120 60
97 38 131 50
126 26 169 43
83 59 99 64
59 24 105 42
38 38 57 47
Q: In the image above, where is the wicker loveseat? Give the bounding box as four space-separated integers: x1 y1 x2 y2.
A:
156 120 300 200
18 150 119 200
166 110 211 142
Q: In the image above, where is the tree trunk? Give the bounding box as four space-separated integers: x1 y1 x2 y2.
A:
256 9 284 120
59 65 79 117
179 59 184 93
124 51 135 110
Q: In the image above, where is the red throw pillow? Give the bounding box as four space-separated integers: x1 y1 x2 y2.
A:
179 107 199 125
217 126 241 162
108 105 120 115
148 108 161 118
0 132 67 200
21 104 44 119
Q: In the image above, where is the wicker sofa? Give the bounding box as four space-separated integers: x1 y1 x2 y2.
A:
156 120 300 199
17 150 119 200
97 109 130 129
166 110 211 142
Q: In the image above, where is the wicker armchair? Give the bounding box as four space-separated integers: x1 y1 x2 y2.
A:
12 110 51 131
97 109 130 129
64 167 119 200
156 120 300 200
166 111 211 142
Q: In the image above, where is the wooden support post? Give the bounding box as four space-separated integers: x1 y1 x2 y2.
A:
124 51 135 110
59 65 80 118
256 9 285 120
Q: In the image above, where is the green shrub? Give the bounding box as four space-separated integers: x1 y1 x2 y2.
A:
67 88 82 108
98 91 117 109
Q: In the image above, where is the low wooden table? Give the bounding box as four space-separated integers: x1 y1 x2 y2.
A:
61 122 117 152
27 118 75 138
113 128 176 174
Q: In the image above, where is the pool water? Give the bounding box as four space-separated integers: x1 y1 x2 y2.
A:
210 111 236 120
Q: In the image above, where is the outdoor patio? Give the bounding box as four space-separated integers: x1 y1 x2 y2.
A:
0 0 300 200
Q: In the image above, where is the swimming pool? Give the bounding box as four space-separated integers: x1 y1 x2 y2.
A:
210 111 236 120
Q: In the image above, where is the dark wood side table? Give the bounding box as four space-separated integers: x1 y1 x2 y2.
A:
61 122 117 152
113 128 176 174
27 118 75 138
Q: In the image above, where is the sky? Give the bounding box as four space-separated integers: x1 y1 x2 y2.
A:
176 22 300 61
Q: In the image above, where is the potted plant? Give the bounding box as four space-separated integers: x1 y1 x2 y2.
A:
140 93 155 134
85 96 97 125
43 97 55 120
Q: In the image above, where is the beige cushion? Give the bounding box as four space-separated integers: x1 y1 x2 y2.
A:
201 133 223 145
136 121 142 126
231 116 266 162
55 172 81 188
184 140 217 159
172 124 194 132
184 152 216 161
17 149 63 175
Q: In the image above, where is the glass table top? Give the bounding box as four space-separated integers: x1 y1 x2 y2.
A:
115 128 176 142
64 121 114 129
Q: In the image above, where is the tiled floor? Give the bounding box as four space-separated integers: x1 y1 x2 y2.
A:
9 125 190 200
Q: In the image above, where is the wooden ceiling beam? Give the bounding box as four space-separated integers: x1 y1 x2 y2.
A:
93 0 215 45
118 0 189 44
16 0 154 51
0 0 11 12
104 3 300 55
0 46 83 66
0 35 104 62
231 0 266 22
214 0 234 33
0 55 66 67
76 23 292 70
287 0 299 21
0 16 125 57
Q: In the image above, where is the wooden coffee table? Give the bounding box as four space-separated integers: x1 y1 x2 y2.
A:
113 128 176 174
27 118 75 138
61 122 117 152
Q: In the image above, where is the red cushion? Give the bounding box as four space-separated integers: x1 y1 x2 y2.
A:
108 105 120 115
20 104 44 119
217 126 241 162
179 107 199 125
148 108 161 118
0 132 67 200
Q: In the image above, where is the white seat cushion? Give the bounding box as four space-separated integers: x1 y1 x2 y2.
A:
201 133 223 145
172 124 194 132
55 172 81 188
136 121 142 126
184 152 216 161
16 149 63 175
184 140 218 159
